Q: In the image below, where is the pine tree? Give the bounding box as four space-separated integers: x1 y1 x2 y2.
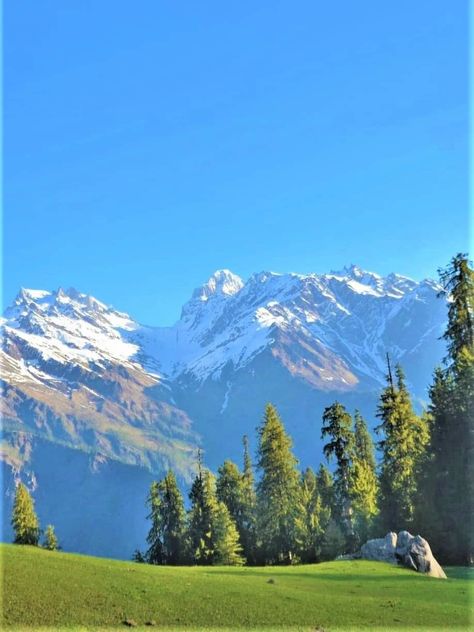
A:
417 254 474 564
216 460 244 525
350 411 378 543
376 361 429 531
321 402 354 540
256 403 300 564
439 253 474 363
240 435 257 564
216 442 257 564
146 470 186 565
295 467 329 562
316 464 335 518
43 525 58 551
186 453 212 564
188 464 244 566
211 501 245 566
11 483 40 546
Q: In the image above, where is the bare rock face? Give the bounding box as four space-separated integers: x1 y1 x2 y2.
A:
360 531 397 563
395 531 447 579
360 531 447 579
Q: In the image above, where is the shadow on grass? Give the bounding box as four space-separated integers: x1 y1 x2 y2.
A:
205 569 437 583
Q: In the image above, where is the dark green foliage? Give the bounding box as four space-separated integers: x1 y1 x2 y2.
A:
216 460 243 520
188 465 244 566
187 459 214 565
321 402 354 537
316 464 335 516
11 483 40 546
295 468 330 562
320 519 346 561
439 253 474 362
132 549 146 563
376 361 429 532
350 411 378 543
240 435 258 563
416 254 474 564
146 470 186 565
256 403 300 564
43 525 59 551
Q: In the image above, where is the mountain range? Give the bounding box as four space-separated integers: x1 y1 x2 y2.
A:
1 265 447 557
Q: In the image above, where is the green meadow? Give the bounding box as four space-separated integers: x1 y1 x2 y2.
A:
1 544 472 631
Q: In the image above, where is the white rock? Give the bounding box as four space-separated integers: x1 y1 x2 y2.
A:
360 531 446 579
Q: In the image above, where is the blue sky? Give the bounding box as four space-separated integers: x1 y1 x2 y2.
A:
4 1 469 324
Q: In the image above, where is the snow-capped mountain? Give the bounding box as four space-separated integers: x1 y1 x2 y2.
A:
133 265 444 391
1 265 447 557
1 287 197 477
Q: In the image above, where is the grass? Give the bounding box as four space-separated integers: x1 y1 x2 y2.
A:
1 544 472 631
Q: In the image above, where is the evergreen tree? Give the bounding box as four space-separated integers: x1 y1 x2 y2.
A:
350 411 378 543
376 361 429 531
211 501 245 566
146 481 164 564
188 465 244 565
132 549 146 563
43 525 58 551
320 519 346 561
11 483 40 546
316 464 335 518
187 454 215 565
216 441 257 564
295 467 329 562
146 470 186 565
439 253 474 363
417 254 474 564
240 435 257 564
216 460 244 526
256 403 300 564
321 402 354 539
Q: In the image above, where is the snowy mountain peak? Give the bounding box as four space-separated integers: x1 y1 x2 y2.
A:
192 269 244 302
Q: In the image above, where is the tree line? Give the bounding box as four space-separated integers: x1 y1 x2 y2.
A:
11 254 472 566
137 254 473 567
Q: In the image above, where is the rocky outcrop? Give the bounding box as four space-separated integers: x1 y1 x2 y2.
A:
361 532 397 563
394 531 447 579
359 531 446 579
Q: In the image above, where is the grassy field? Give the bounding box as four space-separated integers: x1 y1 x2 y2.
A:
1 544 472 631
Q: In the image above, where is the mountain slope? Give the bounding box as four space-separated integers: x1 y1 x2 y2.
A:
1 265 447 556
1 287 198 478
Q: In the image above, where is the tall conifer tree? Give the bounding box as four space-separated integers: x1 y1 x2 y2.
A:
295 467 329 562
146 470 186 565
321 402 354 539
350 411 378 542
256 403 300 564
188 454 214 564
11 483 40 546
417 254 474 563
376 360 429 531
240 435 257 563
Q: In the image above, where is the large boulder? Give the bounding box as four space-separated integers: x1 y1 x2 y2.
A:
395 531 447 579
360 531 397 563
360 531 446 579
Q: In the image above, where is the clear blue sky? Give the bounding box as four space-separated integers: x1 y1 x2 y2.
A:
4 1 469 325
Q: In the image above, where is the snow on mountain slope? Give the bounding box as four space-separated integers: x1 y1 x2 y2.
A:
1 266 446 474
132 266 445 392
1 267 446 400
1 287 198 478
